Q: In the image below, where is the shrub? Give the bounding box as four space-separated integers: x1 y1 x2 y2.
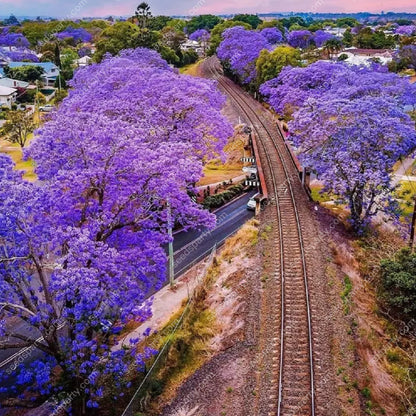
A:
380 248 416 319
202 184 244 210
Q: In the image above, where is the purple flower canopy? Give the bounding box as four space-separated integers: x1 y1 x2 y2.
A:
0 28 30 48
395 25 416 36
394 45 416 70
189 29 210 42
313 30 336 47
55 26 93 43
260 27 283 44
261 60 416 230
287 30 314 49
0 47 232 408
217 26 272 84
3 50 39 62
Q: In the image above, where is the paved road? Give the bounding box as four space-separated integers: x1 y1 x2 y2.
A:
0 192 255 391
173 190 256 277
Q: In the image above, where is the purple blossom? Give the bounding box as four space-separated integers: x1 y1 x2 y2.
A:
313 30 336 48
261 61 416 231
217 26 271 84
55 26 93 43
260 27 283 44
0 47 232 408
395 25 416 36
77 46 92 58
394 45 416 70
189 29 210 42
0 28 30 48
4 50 39 62
287 30 315 49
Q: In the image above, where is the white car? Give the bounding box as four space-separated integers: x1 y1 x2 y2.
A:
247 194 259 211
39 104 54 112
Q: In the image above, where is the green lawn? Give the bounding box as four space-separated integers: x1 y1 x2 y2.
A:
0 132 36 181
395 181 416 218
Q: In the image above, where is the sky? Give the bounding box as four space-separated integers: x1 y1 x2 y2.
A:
1 0 416 18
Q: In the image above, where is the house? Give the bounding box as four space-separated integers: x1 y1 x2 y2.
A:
5 62 60 86
0 85 17 108
0 77 29 89
324 26 347 37
75 55 92 67
337 48 394 66
182 39 203 55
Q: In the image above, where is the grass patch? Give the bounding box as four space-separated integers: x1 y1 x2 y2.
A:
0 134 37 181
394 181 416 219
220 219 259 261
198 167 243 187
310 184 331 203
340 275 353 315
179 61 201 76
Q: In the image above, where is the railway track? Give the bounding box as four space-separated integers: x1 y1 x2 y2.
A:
206 57 315 416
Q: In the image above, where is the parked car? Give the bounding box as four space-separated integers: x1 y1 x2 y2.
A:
39 104 54 112
247 193 260 211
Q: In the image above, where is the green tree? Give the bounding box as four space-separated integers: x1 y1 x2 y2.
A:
372 30 395 49
354 27 395 49
135 2 152 29
343 28 354 47
258 19 284 33
54 42 62 68
4 65 44 83
148 15 172 31
256 46 301 87
232 14 262 29
280 16 307 29
323 38 343 59
94 22 139 61
380 248 416 318
54 89 68 104
186 15 222 33
161 26 186 53
35 91 47 105
208 20 251 56
1 110 35 148
40 51 55 62
61 48 78 70
168 18 187 32
336 18 359 28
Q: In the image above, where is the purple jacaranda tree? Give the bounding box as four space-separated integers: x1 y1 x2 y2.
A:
395 25 416 36
313 30 336 47
394 45 416 70
260 61 416 114
4 50 39 62
77 46 92 58
189 28 210 42
261 61 416 231
0 48 232 413
0 28 30 49
189 29 210 55
217 26 271 84
287 30 315 49
260 27 283 44
55 26 93 44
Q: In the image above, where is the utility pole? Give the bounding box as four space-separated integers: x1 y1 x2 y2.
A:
167 200 175 287
410 195 416 250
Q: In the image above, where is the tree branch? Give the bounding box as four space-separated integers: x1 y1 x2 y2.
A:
0 302 36 317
